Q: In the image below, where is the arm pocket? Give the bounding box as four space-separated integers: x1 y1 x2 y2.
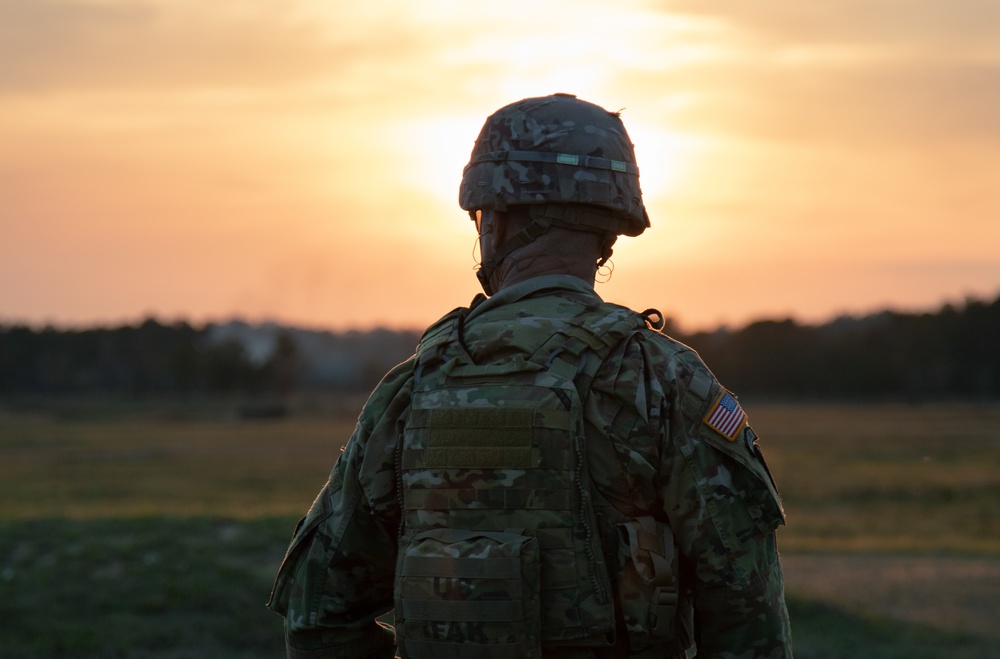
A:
615 516 689 652
266 497 334 617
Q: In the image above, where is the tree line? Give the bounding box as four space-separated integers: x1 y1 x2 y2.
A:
0 320 418 397
682 294 1000 400
1 293 998 400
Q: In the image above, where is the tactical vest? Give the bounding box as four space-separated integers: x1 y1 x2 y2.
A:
394 301 688 659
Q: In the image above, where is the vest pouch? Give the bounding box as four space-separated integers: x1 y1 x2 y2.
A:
615 516 679 652
395 528 542 659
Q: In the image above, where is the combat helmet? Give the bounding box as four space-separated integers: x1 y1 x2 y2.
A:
460 93 650 238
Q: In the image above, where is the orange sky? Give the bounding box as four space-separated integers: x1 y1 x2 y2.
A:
2 0 999 332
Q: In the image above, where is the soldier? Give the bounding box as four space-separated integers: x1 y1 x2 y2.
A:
268 93 792 658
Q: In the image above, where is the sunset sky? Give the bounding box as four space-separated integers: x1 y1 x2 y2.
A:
2 0 999 332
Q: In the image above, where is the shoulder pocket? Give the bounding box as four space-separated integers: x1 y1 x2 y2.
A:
698 425 785 532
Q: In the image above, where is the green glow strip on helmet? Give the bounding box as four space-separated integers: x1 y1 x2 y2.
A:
465 150 640 176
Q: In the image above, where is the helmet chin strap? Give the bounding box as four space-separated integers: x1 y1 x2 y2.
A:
476 215 552 296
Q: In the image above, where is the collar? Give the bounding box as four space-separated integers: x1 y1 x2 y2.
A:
466 274 602 323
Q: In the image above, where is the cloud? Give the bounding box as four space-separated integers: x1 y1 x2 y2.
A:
656 0 1000 50
0 0 452 96
612 1 1000 146
666 62 1000 146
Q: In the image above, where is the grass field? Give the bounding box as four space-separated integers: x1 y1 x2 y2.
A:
1 398 998 658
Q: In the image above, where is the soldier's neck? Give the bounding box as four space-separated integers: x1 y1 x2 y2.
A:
494 256 597 292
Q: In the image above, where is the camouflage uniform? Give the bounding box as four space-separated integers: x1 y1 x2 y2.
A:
268 274 792 658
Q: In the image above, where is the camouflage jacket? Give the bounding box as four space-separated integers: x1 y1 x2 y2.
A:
268 274 792 658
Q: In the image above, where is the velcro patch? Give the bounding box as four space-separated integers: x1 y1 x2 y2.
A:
703 390 747 441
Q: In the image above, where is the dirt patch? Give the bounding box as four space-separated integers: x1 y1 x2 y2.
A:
781 553 1000 639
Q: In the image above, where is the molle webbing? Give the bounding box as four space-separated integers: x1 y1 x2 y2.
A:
396 529 541 659
401 640 533 659
402 400 581 600
403 408 569 470
397 301 646 653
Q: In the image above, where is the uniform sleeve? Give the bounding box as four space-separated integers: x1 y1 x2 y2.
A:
658 349 792 658
267 361 415 659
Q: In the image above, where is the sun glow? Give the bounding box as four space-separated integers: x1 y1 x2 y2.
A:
2 0 999 331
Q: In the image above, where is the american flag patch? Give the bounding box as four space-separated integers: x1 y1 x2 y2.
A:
704 390 747 441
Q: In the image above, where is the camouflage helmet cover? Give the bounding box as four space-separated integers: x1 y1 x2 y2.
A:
459 93 650 237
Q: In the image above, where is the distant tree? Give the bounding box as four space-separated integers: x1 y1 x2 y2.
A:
681 292 1000 401
2 293 997 400
261 331 302 395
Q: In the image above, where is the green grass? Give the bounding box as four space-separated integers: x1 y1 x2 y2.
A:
0 517 292 659
0 412 353 519
2 399 999 658
753 402 1000 555
785 596 994 659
